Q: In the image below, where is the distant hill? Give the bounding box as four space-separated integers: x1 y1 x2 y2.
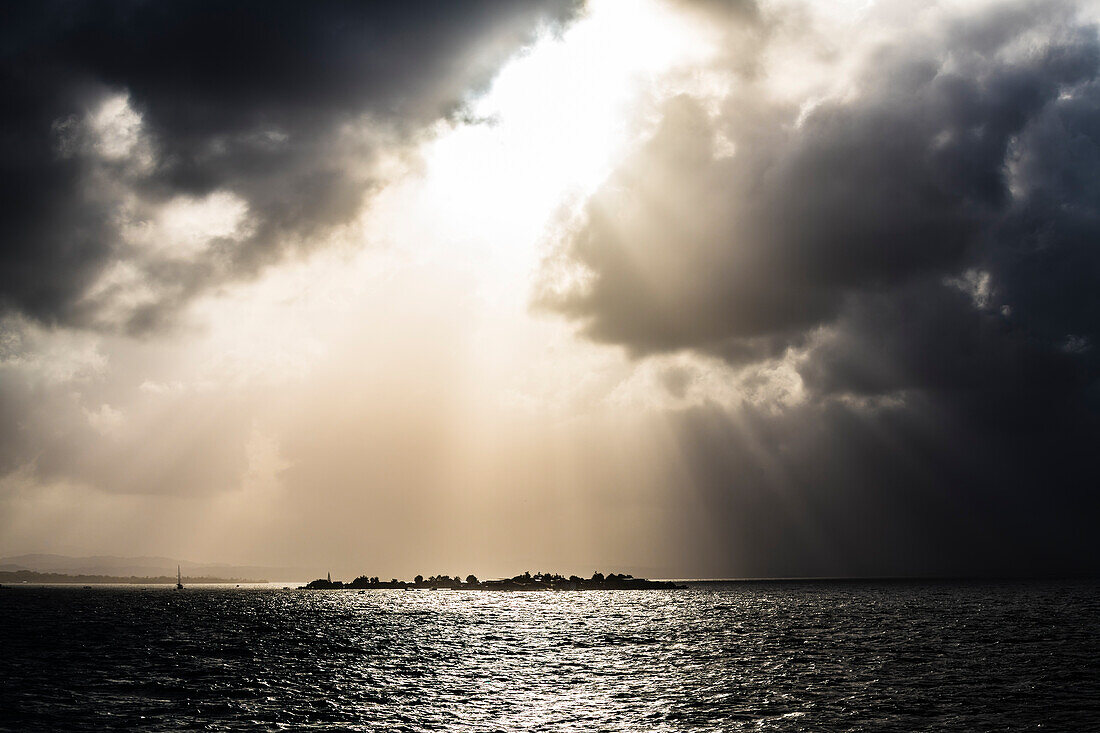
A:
0 554 311 582
0 570 262 585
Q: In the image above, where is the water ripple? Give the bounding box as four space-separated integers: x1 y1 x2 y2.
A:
2 581 1098 731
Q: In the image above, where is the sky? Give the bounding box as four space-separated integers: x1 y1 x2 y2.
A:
2 0 1099 580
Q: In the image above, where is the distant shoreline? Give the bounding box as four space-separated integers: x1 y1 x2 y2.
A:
0 570 265 585
6 571 1092 589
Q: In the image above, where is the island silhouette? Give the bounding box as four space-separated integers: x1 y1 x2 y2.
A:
300 571 684 591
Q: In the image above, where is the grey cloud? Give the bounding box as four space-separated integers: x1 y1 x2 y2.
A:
0 0 580 332
543 0 1100 575
546 1 1098 357
0 348 254 496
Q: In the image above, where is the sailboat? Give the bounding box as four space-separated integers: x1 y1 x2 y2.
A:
176 565 184 590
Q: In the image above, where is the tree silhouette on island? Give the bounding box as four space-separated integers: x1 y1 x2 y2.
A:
301 571 684 591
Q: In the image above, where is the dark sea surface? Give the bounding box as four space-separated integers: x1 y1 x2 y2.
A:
2 580 1099 731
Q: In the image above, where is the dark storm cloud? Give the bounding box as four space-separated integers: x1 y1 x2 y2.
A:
671 394 1100 578
547 0 1098 356
0 0 579 331
545 0 1100 575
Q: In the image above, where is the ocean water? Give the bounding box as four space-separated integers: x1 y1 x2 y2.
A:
1 580 1098 731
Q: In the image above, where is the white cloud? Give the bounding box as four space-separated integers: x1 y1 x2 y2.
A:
53 92 154 172
0 316 107 386
121 191 253 259
84 403 124 435
945 269 994 309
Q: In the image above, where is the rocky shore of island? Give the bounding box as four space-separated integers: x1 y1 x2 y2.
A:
299 570 684 591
